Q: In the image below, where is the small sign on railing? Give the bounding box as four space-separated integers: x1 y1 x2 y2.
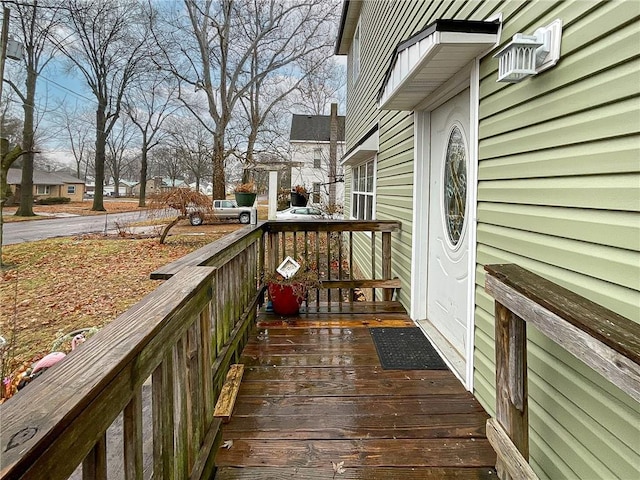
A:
276 256 300 279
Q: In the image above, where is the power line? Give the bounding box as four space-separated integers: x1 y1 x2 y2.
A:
38 74 96 104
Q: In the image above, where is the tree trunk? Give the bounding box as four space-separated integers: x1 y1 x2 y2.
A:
138 147 147 207
159 216 183 244
92 104 107 211
212 138 226 200
15 58 37 216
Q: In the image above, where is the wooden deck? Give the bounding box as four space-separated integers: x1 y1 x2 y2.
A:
214 302 496 479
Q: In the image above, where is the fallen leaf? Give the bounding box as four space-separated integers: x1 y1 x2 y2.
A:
332 460 346 476
221 440 233 449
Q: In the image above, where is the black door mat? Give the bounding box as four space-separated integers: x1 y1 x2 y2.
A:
370 327 448 370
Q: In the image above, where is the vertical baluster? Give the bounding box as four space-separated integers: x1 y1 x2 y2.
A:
83 433 107 480
259 229 265 288
152 352 174 480
326 231 331 305
304 231 309 308
187 322 202 469
315 231 320 307
174 337 189 478
281 231 286 261
124 387 143 480
293 231 298 262
371 231 376 301
271 231 280 271
200 303 214 422
215 268 224 355
338 231 343 306
382 231 392 301
349 231 354 303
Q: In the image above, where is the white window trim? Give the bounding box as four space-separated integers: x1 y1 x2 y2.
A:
67 185 76 195
351 19 361 83
36 185 50 195
350 155 376 221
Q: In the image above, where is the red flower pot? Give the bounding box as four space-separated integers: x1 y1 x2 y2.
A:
268 282 305 316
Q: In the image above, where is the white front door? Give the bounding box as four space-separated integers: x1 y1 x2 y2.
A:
426 89 471 368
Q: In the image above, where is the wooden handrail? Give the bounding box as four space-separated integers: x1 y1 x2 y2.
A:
150 222 266 279
0 228 264 479
484 263 640 480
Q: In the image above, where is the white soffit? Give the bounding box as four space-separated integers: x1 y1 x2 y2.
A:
341 127 379 166
379 20 500 111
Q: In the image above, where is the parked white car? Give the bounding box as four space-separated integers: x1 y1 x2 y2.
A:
275 206 324 220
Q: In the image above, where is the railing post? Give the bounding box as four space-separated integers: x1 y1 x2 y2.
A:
382 231 392 301
495 301 529 480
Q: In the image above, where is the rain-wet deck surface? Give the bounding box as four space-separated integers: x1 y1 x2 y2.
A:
214 302 496 479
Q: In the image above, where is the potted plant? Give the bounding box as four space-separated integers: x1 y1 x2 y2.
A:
266 258 320 316
234 181 257 206
290 184 308 207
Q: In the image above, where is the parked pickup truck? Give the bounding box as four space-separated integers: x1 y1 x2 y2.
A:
188 199 253 226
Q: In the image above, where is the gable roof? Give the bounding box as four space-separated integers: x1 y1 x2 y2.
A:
7 168 85 185
290 114 346 142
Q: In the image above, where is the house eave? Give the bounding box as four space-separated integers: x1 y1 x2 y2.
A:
341 126 378 167
335 1 363 55
378 19 500 111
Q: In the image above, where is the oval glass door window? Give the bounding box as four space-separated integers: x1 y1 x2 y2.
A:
443 125 467 246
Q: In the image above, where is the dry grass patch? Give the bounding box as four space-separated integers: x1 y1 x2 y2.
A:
0 228 241 396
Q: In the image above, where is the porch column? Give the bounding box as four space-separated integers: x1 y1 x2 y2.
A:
268 170 278 220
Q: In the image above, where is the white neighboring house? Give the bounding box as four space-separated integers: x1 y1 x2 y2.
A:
289 112 345 207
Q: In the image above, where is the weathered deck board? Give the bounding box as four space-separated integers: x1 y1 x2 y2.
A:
215 466 496 480
214 301 496 479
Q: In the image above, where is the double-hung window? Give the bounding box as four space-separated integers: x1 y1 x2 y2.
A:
351 159 375 220
36 185 50 195
312 182 321 204
313 148 322 169
67 185 76 195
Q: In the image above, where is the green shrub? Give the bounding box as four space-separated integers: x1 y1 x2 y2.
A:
37 196 71 205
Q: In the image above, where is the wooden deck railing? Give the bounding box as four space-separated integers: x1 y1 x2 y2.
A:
0 220 401 479
484 264 640 480
265 220 401 304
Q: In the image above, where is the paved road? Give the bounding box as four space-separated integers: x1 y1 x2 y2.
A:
2 210 170 245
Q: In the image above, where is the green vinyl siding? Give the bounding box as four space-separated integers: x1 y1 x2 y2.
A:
341 1 640 478
474 1 640 479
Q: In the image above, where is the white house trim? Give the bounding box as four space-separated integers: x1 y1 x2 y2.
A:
407 58 489 391
378 20 500 111
341 127 379 167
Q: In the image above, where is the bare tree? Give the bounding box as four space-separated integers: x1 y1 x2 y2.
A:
125 75 178 206
154 0 339 199
295 56 346 115
151 146 183 186
3 0 61 216
50 0 151 211
105 117 137 198
58 104 93 180
167 115 212 192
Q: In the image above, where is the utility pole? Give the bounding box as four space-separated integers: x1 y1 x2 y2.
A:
0 7 9 101
1 7 23 266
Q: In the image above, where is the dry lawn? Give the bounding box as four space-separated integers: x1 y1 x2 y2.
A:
0 223 244 397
